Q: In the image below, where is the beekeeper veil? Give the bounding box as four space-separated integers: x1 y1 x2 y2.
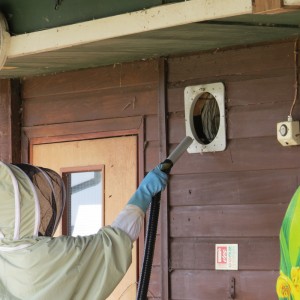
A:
0 162 65 244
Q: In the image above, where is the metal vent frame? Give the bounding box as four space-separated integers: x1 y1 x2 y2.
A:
184 82 226 153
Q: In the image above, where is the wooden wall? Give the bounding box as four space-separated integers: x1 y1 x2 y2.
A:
20 39 300 299
21 60 164 299
167 40 300 299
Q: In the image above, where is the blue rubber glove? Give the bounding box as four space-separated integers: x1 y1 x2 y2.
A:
127 164 168 213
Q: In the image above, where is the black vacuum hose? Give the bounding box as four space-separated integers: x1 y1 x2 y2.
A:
136 192 162 300
136 159 172 300
136 137 193 300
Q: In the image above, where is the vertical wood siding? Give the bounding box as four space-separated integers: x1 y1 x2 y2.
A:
167 40 300 299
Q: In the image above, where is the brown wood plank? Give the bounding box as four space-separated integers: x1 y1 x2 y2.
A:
169 136 300 174
226 74 296 106
168 115 185 144
22 65 121 99
168 102 300 141
253 0 282 13
21 130 29 163
145 140 159 172
167 74 296 114
171 270 278 300
23 116 143 139
167 87 184 113
168 41 294 84
120 60 159 87
168 104 300 143
152 233 161 266
170 237 279 271
28 129 139 148
145 115 158 142
227 102 300 139
170 204 286 238
23 117 143 164
22 60 159 99
147 266 161 299
23 87 157 127
169 169 298 206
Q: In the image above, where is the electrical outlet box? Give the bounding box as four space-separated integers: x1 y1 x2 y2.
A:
277 120 300 146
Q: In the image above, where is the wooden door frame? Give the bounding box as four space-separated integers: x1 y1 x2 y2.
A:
22 115 145 279
22 116 144 180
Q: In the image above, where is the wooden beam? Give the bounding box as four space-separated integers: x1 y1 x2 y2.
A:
0 79 21 163
158 58 169 300
7 0 252 59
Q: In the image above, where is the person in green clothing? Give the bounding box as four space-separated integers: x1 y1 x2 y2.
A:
276 186 300 300
0 161 168 300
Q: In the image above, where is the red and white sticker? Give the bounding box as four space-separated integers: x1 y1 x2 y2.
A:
215 244 238 270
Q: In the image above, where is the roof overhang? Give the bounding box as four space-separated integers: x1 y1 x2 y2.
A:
1 0 300 78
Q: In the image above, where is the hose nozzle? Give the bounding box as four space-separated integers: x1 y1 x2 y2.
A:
159 136 193 174
167 136 193 164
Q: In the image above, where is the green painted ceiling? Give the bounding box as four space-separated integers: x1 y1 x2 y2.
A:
0 1 300 78
0 0 180 35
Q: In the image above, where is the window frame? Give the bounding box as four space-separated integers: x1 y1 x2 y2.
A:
61 164 105 236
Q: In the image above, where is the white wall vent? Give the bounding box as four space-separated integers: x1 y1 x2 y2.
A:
184 82 226 153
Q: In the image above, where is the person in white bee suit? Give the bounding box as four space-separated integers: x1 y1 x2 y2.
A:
0 161 168 300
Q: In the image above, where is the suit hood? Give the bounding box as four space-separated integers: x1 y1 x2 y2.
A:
0 162 65 247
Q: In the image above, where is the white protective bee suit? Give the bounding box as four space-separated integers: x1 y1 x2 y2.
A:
0 162 167 300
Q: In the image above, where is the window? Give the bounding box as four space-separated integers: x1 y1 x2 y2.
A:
62 166 104 236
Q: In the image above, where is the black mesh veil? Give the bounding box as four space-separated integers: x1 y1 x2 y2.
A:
14 164 66 237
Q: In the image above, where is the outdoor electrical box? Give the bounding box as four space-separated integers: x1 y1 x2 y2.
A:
184 82 226 153
277 118 300 146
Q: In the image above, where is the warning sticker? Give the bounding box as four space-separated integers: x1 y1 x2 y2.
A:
215 244 238 270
